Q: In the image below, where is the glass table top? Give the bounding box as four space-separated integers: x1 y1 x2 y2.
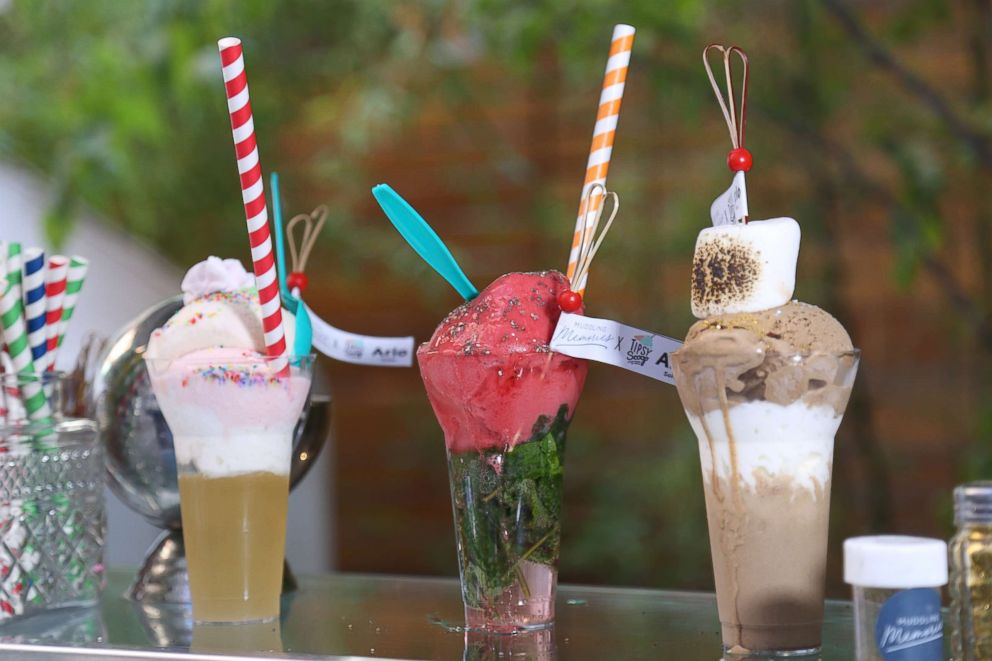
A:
0 569 857 660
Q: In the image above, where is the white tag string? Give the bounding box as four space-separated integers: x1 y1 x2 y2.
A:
550 312 683 385
305 304 415 367
710 171 749 227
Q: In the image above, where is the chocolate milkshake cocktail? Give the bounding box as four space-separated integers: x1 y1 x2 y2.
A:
418 271 588 632
672 219 859 656
145 258 312 623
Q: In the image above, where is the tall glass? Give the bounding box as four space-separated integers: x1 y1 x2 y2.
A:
145 354 313 623
418 349 587 633
672 349 859 657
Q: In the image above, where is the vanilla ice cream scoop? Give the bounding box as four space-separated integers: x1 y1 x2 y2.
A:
144 258 295 361
691 217 801 318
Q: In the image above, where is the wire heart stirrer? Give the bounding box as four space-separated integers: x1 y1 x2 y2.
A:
703 45 749 151
286 205 327 296
559 183 620 312
703 45 753 225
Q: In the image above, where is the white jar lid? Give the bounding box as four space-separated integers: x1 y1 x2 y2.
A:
844 536 948 588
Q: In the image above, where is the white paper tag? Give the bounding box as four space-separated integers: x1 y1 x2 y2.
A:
550 312 683 385
710 171 748 226
305 304 415 367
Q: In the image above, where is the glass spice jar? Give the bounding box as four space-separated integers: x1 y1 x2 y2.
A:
949 481 992 661
844 536 947 661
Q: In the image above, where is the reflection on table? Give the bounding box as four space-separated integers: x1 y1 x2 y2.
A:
0 569 856 659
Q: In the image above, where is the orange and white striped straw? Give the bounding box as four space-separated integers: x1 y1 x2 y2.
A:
565 24 635 295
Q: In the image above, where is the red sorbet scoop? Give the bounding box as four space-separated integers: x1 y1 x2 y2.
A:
417 271 588 453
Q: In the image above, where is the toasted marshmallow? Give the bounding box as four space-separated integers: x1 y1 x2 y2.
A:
691 217 801 318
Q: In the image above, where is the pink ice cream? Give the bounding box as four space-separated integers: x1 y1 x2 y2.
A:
417 271 588 453
146 347 311 476
144 258 311 476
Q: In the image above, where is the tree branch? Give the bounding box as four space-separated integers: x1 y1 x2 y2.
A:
819 0 992 170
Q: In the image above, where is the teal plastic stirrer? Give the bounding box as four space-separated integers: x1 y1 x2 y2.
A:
371 183 479 301
270 172 313 356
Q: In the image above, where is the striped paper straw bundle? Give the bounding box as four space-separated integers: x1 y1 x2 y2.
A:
43 256 69 372
217 37 288 373
565 24 635 296
21 248 46 368
0 246 87 421
0 249 88 619
0 278 51 422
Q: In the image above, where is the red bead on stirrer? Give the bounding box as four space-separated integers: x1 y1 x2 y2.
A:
558 290 583 313
728 147 752 172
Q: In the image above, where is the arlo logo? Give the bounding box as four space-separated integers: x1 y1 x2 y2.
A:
372 347 408 362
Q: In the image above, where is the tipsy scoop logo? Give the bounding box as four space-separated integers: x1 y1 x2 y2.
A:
874 588 943 660
626 335 653 367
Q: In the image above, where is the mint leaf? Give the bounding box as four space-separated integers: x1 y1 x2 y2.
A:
447 405 571 609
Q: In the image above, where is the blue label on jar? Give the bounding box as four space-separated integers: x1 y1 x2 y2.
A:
874 588 944 660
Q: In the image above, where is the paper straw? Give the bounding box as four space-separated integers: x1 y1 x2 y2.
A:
56 256 88 350
0 279 51 422
42 256 69 371
565 24 635 295
5 243 22 308
0 241 8 372
21 248 47 367
217 37 288 372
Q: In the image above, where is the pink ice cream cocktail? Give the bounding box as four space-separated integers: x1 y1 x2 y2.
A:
418 271 587 632
144 258 312 623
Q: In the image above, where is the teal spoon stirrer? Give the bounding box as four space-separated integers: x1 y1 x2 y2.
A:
371 184 479 301
271 172 313 356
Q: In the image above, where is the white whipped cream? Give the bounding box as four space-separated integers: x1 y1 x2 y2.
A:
173 433 292 477
687 400 840 493
181 256 255 304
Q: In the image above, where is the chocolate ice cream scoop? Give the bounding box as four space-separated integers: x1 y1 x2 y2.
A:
676 301 855 415
685 301 852 354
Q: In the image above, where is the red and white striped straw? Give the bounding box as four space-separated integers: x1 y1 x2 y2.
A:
43 255 69 371
565 24 635 296
217 37 288 372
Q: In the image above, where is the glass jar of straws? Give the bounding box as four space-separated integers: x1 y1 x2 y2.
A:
0 370 104 622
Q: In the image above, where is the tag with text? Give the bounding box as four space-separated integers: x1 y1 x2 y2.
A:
550 312 683 385
306 304 415 367
710 170 748 226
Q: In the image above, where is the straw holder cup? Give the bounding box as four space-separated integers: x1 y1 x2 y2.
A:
92 296 332 604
